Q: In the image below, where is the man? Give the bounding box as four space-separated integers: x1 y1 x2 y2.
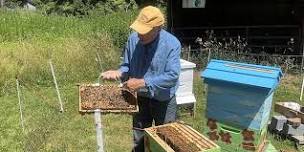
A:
101 6 181 152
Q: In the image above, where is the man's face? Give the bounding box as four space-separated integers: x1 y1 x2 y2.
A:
138 27 160 45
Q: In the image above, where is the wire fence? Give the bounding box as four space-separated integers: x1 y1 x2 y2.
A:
182 47 303 74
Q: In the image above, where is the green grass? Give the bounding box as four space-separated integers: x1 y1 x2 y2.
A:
0 9 135 47
0 36 122 95
270 74 302 152
2 73 302 151
0 9 137 92
1 85 133 151
0 9 135 151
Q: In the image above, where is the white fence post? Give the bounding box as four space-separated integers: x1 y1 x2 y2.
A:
16 79 25 132
49 60 64 112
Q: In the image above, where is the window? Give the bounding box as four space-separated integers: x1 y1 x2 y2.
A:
182 0 206 8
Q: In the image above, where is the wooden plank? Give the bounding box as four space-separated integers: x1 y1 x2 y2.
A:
274 102 299 118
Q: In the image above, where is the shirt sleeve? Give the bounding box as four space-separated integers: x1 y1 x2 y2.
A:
144 43 181 97
119 39 130 81
119 40 130 73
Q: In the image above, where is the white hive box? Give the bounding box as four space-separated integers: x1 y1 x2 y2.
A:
176 59 196 104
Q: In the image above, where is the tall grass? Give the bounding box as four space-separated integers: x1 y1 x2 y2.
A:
0 9 136 151
0 9 135 46
0 10 137 94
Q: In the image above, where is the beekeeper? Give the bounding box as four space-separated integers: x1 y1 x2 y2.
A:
101 6 181 152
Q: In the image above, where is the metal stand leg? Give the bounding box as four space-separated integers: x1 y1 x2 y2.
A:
94 109 104 152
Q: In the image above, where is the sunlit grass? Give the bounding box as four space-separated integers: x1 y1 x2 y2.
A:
1 85 133 151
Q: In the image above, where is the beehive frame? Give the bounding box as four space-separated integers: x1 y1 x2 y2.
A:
144 122 220 152
78 83 138 113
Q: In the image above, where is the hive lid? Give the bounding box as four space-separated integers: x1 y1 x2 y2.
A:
201 59 282 90
176 94 196 104
181 59 196 69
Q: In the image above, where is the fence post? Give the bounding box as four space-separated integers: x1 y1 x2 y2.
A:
94 109 104 152
16 78 25 132
300 76 304 101
49 60 64 112
187 45 191 61
300 18 304 101
207 48 211 63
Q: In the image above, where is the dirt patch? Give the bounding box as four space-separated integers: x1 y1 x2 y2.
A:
80 84 137 111
156 126 200 152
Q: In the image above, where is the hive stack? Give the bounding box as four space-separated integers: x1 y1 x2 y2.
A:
201 60 282 152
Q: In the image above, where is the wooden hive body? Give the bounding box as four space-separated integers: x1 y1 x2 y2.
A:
144 122 220 152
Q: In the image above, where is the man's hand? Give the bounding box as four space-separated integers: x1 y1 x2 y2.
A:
124 78 145 91
101 70 122 80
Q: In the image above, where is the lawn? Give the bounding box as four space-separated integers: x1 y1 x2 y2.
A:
1 72 303 151
1 84 133 152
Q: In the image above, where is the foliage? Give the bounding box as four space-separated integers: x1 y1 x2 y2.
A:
3 0 139 16
188 30 301 74
42 0 138 16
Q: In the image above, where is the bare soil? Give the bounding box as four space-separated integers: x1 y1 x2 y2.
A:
80 85 137 110
156 126 200 152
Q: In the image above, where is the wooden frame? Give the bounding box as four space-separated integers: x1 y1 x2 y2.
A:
78 83 138 113
144 122 220 152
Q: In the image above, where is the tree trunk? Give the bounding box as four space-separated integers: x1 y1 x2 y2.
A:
0 0 4 7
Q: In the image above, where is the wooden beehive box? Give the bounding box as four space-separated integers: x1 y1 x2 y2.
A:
202 60 282 131
144 122 220 152
176 59 196 105
78 83 138 113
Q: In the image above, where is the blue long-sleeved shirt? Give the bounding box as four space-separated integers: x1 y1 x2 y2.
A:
119 29 181 101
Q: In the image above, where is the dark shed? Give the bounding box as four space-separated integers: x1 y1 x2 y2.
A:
167 0 304 54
